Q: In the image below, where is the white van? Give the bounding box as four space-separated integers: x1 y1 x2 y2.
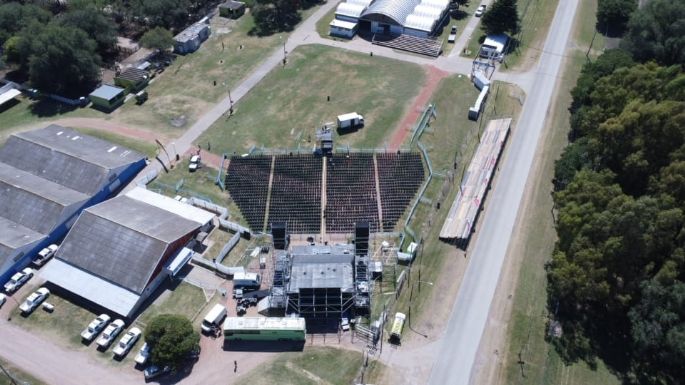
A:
201 304 227 334
233 272 261 289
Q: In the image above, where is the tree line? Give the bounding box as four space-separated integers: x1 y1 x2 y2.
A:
547 0 685 384
0 0 215 97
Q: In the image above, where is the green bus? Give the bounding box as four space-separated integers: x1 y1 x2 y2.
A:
223 316 306 341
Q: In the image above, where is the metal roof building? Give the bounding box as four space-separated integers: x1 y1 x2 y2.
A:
359 0 449 37
0 125 146 285
41 187 214 317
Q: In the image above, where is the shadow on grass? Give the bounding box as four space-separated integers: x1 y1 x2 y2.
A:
0 98 20 114
29 99 79 118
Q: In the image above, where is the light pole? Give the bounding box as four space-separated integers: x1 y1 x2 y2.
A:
171 142 178 161
280 35 287 65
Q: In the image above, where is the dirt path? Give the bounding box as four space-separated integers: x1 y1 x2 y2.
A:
387 66 448 151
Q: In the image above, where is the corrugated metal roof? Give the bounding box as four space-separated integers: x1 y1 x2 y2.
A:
404 14 435 32
288 262 354 291
125 187 214 226
174 22 209 43
116 68 148 83
361 0 422 25
0 178 72 234
0 216 46 250
336 2 366 18
89 84 124 101
0 162 89 206
55 196 200 294
0 125 145 195
40 259 140 316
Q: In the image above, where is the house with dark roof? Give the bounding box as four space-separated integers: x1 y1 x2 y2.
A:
114 67 149 93
41 187 214 317
219 0 246 18
0 125 146 285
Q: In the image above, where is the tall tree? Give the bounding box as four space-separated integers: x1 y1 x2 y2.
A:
596 0 637 36
58 7 118 58
480 0 520 36
130 0 191 30
139 26 174 52
0 2 51 45
145 314 199 370
621 0 685 65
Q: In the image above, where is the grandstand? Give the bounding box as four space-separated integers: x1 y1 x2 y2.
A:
268 155 322 234
225 152 425 235
377 152 425 231
326 154 380 233
225 155 272 231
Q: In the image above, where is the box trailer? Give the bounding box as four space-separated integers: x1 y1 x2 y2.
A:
389 312 406 344
233 271 261 289
337 112 364 131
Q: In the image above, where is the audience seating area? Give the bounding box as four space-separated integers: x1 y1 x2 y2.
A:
268 155 322 234
326 154 380 233
377 152 425 231
372 34 443 57
226 152 424 234
225 155 272 231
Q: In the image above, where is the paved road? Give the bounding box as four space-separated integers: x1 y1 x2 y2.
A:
426 0 580 384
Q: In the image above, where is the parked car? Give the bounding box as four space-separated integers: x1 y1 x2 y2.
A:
0 293 6 308
144 365 171 381
96 319 125 349
33 244 58 267
4 268 34 293
19 287 49 314
475 4 487 16
189 155 201 172
81 314 111 341
448 25 458 43
341 318 350 331
134 342 151 365
113 327 142 357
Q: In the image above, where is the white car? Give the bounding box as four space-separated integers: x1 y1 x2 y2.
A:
19 287 49 314
475 4 487 17
81 314 111 341
188 155 201 172
112 327 141 357
134 342 151 365
96 319 125 349
0 293 6 308
341 318 350 331
4 268 34 293
34 244 58 267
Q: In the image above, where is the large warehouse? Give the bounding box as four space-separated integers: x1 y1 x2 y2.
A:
0 125 146 284
331 0 450 38
41 187 214 318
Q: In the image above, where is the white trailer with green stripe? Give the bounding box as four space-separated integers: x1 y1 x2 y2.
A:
223 316 306 341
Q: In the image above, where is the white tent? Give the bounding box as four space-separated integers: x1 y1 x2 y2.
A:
336 2 366 19
404 14 435 32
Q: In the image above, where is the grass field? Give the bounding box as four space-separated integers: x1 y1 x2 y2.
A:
0 8 322 138
0 357 46 385
137 281 208 326
235 347 384 385
315 7 338 40
462 0 560 71
197 44 425 154
499 0 619 383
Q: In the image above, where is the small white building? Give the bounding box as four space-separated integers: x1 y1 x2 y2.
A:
480 34 510 59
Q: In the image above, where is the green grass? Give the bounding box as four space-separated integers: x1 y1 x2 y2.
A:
72 127 157 158
235 347 373 385
0 357 47 385
315 7 337 40
499 1 620 383
136 282 207 326
462 0 560 71
387 76 524 337
0 96 103 142
434 0 482 56
197 44 425 154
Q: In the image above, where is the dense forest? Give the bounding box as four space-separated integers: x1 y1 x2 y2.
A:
547 0 685 384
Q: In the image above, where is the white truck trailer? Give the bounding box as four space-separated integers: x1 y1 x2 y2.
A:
337 112 364 130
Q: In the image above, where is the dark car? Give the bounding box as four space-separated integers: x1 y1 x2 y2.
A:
144 365 171 381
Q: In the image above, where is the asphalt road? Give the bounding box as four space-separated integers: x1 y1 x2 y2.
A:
426 0 580 384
